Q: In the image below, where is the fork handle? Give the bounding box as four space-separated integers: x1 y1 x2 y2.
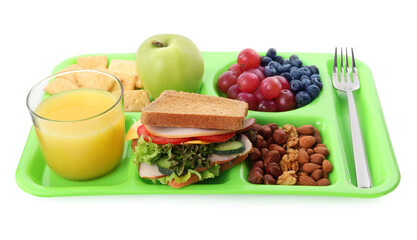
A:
346 90 372 188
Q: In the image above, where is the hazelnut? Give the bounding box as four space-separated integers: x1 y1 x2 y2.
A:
250 167 264 176
250 124 262 132
248 171 264 184
261 148 269 161
259 126 272 139
265 137 273 147
265 163 283 178
252 160 265 170
273 129 287 145
267 123 278 132
268 144 280 151
248 147 261 162
263 150 280 166
253 135 265 149
275 145 286 156
263 174 276 185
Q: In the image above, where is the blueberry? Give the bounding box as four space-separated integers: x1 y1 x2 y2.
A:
308 65 319 75
283 59 290 65
261 56 272 67
301 78 312 90
295 91 312 107
306 85 320 99
289 54 299 61
274 55 284 64
281 64 291 73
289 59 303 68
299 67 312 77
276 65 285 74
310 74 320 80
280 72 292 81
300 75 310 81
311 78 323 89
264 65 277 77
290 68 301 80
268 61 280 71
290 80 303 93
266 48 277 59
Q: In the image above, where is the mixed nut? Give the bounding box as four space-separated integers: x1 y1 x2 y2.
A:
246 123 333 186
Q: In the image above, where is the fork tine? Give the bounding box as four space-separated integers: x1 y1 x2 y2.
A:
345 48 351 83
351 47 356 68
333 47 337 73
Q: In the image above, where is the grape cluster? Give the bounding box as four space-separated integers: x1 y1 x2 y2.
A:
261 48 322 108
217 48 323 112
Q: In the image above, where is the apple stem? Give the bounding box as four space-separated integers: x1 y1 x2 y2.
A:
151 40 167 48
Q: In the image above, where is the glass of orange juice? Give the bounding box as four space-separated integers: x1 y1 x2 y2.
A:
26 69 125 180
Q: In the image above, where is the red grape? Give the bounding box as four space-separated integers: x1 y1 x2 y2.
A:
257 66 264 72
228 63 243 77
260 77 282 99
252 87 266 102
237 48 261 71
237 72 259 93
246 68 265 81
217 71 238 93
257 100 278 112
274 76 290 90
274 89 296 112
237 92 258 110
226 84 241 99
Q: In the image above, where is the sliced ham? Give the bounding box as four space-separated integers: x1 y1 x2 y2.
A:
139 163 165 179
145 118 256 138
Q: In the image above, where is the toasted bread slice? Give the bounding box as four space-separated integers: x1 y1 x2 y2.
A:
141 90 248 130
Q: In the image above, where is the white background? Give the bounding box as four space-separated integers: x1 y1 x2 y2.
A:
1 0 415 239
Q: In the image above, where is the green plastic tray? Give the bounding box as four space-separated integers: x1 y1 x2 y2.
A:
16 52 400 197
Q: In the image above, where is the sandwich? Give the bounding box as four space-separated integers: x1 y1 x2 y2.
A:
125 90 255 188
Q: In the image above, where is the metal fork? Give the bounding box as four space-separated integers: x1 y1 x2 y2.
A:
332 47 371 188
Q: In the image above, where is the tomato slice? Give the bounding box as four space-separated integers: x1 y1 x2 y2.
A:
195 132 236 143
137 125 194 145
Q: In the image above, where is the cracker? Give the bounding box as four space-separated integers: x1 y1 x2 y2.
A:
116 73 136 91
75 70 115 91
44 77 79 94
57 64 84 85
123 90 150 112
77 55 107 69
108 59 137 76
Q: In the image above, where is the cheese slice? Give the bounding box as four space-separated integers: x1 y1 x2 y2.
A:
125 120 142 141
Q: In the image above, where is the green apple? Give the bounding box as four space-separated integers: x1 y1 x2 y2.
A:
136 34 204 99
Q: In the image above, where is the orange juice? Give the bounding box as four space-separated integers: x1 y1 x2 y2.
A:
34 88 124 180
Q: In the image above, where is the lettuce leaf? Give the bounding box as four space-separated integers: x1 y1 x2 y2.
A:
154 164 221 185
133 136 172 165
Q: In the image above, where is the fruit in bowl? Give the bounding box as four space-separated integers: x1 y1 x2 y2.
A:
216 48 323 112
136 34 204 100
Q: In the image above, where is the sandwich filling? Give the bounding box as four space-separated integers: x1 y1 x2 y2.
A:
134 132 252 184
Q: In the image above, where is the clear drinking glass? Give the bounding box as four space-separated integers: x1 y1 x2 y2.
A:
26 69 124 180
